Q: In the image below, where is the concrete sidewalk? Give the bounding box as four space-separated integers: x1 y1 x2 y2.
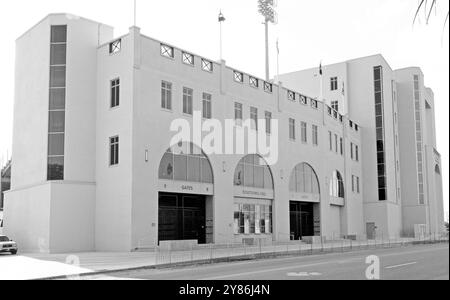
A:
1 237 447 280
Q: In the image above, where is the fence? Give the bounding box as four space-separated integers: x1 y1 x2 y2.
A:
149 232 449 267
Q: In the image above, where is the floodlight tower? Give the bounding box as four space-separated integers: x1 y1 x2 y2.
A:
258 0 278 81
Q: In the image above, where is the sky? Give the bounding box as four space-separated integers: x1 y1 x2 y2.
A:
0 0 448 219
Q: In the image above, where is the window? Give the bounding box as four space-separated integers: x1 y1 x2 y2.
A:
414 75 425 205
182 52 194 65
110 78 120 108
234 154 273 190
161 44 174 58
301 96 308 105
109 39 121 54
352 175 355 192
249 76 259 88
48 25 67 181
357 177 360 193
374 66 387 201
161 81 172 110
202 93 212 119
329 131 333 151
340 138 343 155
289 163 320 195
264 81 273 93
234 204 272 235
288 91 296 101
183 87 194 115
355 145 359 162
327 106 332 116
110 136 119 166
311 99 318 109
352 175 360 194
234 71 244 83
330 77 338 91
330 171 344 198
250 107 258 131
312 125 319 146
335 134 338 153
265 111 272 134
301 122 307 143
201 59 213 72
235 102 243 124
289 119 296 140
350 143 354 160
331 101 339 112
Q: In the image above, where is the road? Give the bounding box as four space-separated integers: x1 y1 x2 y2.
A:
89 243 449 280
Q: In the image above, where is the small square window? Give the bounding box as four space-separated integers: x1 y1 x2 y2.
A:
109 39 121 54
264 82 273 93
311 99 318 109
300 96 308 105
161 44 174 58
182 52 194 65
234 71 244 83
201 59 213 72
288 91 296 101
249 77 259 88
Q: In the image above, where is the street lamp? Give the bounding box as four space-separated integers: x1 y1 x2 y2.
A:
258 0 278 81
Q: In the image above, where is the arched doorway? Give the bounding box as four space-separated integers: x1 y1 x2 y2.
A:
157 142 214 244
329 170 345 239
289 163 321 240
233 154 274 243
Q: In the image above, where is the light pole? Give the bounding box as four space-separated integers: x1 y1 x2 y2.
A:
258 0 278 81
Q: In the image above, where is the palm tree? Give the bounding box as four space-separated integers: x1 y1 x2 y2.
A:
414 0 449 27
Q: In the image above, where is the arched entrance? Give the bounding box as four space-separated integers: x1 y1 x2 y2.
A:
157 142 214 244
233 154 274 243
289 163 321 240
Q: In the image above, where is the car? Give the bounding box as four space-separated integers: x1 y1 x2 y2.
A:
0 235 18 255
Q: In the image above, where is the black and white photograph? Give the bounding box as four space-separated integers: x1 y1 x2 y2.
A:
0 0 448 286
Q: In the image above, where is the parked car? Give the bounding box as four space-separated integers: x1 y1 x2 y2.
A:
0 235 18 255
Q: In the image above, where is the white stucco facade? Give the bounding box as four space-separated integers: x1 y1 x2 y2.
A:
3 14 444 253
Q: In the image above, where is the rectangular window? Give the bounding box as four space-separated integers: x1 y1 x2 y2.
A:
331 101 339 112
352 175 355 192
234 203 272 235
249 76 259 88
289 119 296 140
265 111 272 134
357 177 360 193
234 71 244 83
350 143 354 160
110 136 119 166
182 52 194 65
202 93 212 119
48 25 67 181
111 78 120 108
301 122 307 143
183 87 194 115
161 81 172 110
201 59 213 72
161 44 174 58
250 107 258 131
312 125 319 146
355 145 359 162
288 91 296 101
109 39 121 54
331 77 338 91
335 134 338 153
311 99 318 109
374 66 387 201
264 81 273 93
340 138 343 155
300 96 308 105
235 102 243 124
329 131 332 151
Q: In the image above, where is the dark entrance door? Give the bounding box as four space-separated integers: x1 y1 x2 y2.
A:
290 201 314 240
158 193 206 244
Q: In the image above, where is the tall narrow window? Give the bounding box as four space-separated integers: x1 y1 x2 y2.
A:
235 102 243 125
350 143 354 160
183 87 193 115
48 25 67 181
330 77 338 91
340 138 343 155
265 111 272 134
312 125 319 146
110 136 119 166
250 107 258 131
111 78 120 108
289 119 296 140
202 93 212 119
414 75 425 205
374 66 387 201
334 134 338 153
301 122 307 143
161 81 172 110
329 131 333 151
355 145 359 162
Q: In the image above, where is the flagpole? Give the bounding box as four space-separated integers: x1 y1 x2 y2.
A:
218 11 226 61
133 0 137 27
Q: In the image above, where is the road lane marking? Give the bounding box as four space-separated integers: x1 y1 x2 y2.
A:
385 262 417 269
286 272 322 277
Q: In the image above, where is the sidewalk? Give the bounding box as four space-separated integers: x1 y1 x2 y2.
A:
1 236 447 280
